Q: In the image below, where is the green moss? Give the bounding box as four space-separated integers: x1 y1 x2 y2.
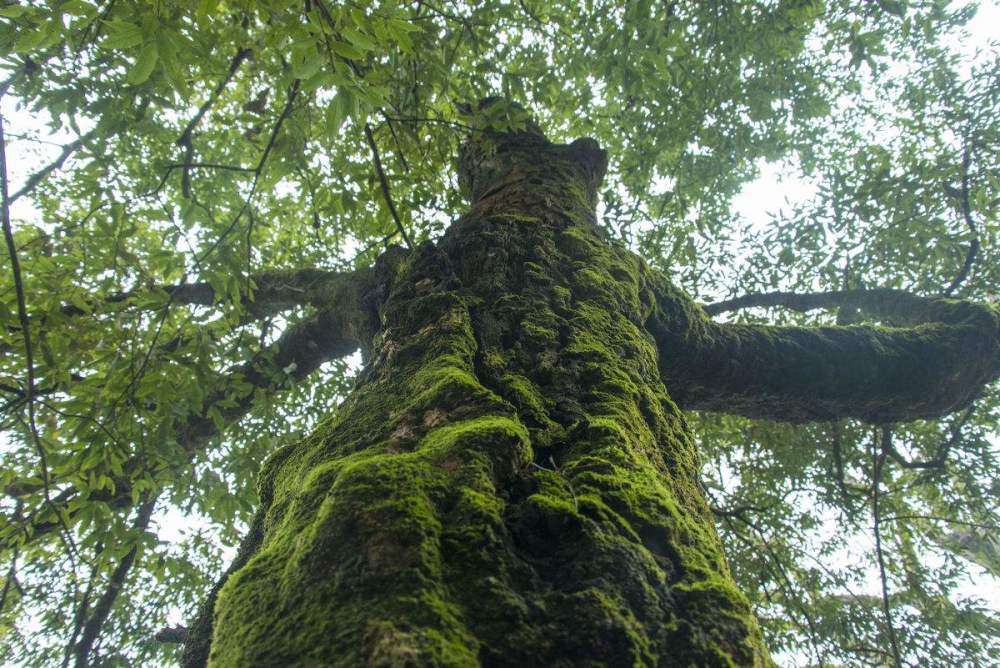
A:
198 131 772 668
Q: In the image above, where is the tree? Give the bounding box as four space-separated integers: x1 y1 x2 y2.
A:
1 1 998 666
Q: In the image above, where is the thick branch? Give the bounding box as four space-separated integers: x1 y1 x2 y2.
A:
651 283 1000 423
58 268 341 318
705 288 930 317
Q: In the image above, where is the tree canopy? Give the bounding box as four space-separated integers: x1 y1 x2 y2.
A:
0 0 998 665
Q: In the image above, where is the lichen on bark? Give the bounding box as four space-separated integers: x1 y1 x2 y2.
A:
189 110 772 667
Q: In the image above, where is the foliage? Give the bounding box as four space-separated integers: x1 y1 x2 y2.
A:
0 0 997 665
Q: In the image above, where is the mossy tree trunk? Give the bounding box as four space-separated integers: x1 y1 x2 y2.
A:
182 107 998 668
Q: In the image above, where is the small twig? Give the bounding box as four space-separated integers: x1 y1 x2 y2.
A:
176 48 253 147
882 406 971 470
62 557 99 668
350 230 401 263
880 514 999 531
0 510 19 612
709 501 773 518
174 48 253 199
8 128 98 204
381 112 410 173
517 0 546 27
165 162 255 173
196 79 300 265
943 143 979 296
873 427 903 668
364 123 413 248
382 115 475 131
722 513 826 664
830 421 865 506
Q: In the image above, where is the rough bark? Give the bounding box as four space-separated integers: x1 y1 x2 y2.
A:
188 116 771 666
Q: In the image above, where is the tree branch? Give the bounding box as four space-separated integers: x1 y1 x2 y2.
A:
364 123 414 248
3 95 79 563
56 268 341 318
72 496 157 668
943 143 979 296
176 48 253 148
704 287 932 317
8 128 99 205
882 406 972 470
872 434 903 668
650 281 1000 423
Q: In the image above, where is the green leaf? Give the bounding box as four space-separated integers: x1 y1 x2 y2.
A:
126 41 158 85
101 19 144 49
0 5 29 18
156 29 189 98
13 23 50 52
341 26 377 52
59 1 96 17
328 40 365 60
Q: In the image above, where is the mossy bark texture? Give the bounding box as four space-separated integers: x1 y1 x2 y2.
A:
186 115 998 667
185 126 771 667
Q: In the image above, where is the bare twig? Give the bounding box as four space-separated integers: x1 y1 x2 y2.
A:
873 428 903 668
7 128 98 204
72 496 157 668
943 143 979 296
364 123 414 248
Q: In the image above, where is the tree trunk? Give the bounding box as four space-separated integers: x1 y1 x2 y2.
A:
184 119 771 666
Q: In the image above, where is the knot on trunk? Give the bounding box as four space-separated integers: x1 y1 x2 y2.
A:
456 98 608 208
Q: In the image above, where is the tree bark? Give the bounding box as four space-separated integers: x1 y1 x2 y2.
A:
655 286 999 422
187 117 771 666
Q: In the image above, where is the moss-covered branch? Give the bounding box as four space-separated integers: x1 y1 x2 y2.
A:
652 285 999 422
57 268 345 319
